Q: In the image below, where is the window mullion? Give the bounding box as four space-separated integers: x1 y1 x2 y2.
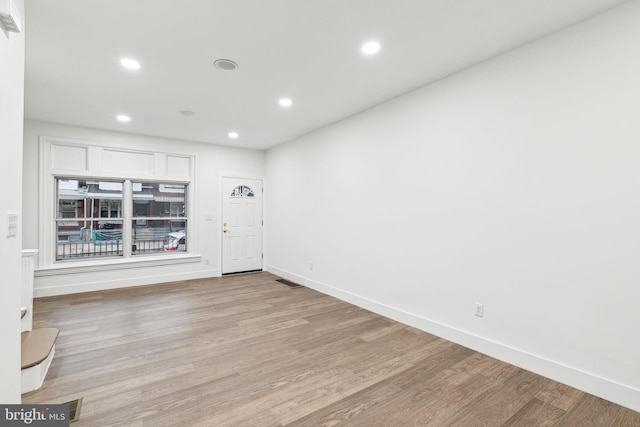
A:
123 180 133 257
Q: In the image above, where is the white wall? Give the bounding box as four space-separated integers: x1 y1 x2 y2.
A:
23 120 265 295
0 0 25 403
265 1 640 412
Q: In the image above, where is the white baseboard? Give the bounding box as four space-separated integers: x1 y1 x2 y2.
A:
34 269 220 297
266 265 640 413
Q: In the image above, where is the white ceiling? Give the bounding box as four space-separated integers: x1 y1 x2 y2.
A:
24 0 629 150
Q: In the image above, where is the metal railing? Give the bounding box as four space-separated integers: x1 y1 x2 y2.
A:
131 239 164 254
57 238 169 260
56 226 187 260
57 240 123 260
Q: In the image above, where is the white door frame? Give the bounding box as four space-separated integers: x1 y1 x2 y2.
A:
218 174 265 275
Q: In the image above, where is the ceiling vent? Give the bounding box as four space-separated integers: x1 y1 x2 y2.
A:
214 59 238 71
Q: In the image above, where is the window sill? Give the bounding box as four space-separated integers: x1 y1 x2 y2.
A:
35 253 202 277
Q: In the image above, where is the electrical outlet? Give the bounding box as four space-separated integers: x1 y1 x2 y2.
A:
475 303 484 318
308 262 313 271
204 258 210 265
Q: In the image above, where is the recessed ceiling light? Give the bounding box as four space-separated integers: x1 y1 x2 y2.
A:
116 114 131 122
120 58 141 70
214 59 238 71
361 41 381 55
279 98 292 107
228 131 239 139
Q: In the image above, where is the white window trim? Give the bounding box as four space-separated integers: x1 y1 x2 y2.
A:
39 137 196 271
35 253 201 277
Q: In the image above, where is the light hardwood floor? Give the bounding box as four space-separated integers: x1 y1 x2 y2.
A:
23 272 640 426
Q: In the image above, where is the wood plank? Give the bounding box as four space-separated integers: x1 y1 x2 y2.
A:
21 272 639 426
613 407 640 427
556 393 621 426
501 398 566 427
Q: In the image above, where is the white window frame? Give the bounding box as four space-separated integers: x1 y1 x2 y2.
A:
53 178 190 261
130 181 188 255
38 137 197 271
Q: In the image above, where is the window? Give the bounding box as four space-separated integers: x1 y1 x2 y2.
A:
59 200 79 219
131 182 187 255
55 178 188 261
100 200 122 218
230 185 255 198
55 179 123 259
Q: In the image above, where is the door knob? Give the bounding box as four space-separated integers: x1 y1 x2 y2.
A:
223 229 228 233
223 222 228 226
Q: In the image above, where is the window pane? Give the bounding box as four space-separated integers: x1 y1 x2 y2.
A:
57 178 123 219
56 179 85 219
56 178 125 261
58 200 81 219
132 220 187 255
99 200 122 218
132 182 186 218
132 182 187 256
56 220 123 260
230 185 255 198
90 181 123 219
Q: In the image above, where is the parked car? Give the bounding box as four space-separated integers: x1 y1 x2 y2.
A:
163 231 186 251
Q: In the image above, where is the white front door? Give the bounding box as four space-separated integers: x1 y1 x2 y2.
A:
222 177 263 274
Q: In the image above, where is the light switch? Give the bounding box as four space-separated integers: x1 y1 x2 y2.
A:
7 212 17 237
